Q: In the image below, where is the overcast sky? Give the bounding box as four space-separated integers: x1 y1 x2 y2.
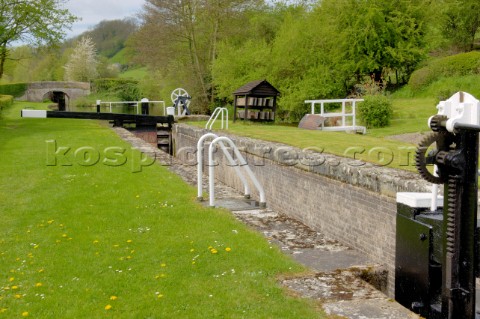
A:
63 0 146 38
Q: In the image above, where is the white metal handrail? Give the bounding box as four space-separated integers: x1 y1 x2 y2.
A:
197 133 250 201
304 98 365 134
99 100 166 115
208 136 266 208
206 107 228 130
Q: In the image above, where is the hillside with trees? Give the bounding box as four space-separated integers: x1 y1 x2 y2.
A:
1 0 480 120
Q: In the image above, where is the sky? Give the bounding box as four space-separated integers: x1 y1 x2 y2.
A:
62 0 146 39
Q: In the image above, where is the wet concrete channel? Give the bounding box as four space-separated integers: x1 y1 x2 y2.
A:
114 127 421 319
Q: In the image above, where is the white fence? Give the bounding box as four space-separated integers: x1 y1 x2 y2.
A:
98 100 166 115
304 98 366 134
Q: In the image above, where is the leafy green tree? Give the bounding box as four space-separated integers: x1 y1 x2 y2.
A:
320 0 429 84
0 0 78 79
64 37 99 82
443 0 480 51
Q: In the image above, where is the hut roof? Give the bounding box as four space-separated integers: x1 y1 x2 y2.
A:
233 80 280 96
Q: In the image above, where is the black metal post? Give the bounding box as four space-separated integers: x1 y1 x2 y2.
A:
442 131 478 319
96 100 100 113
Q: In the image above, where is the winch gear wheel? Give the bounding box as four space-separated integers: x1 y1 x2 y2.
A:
415 132 447 184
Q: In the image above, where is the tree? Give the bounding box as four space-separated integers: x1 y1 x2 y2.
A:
130 0 263 112
64 37 99 82
0 0 78 79
320 0 429 84
443 0 480 51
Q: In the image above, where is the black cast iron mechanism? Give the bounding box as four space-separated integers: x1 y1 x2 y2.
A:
396 92 480 319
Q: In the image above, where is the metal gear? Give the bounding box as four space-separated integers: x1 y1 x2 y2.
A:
415 132 447 184
430 115 448 132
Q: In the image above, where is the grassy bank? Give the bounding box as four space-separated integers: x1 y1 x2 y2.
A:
189 97 438 171
0 102 323 318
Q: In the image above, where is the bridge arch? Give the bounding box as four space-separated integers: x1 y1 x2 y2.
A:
21 82 90 108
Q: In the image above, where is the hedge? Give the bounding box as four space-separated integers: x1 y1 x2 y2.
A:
92 78 140 101
0 83 28 97
357 95 393 128
409 51 480 91
0 95 14 110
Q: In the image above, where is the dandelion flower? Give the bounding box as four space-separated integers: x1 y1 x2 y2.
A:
61 234 68 238
190 249 195 253
47 220 54 224
225 247 232 252
22 311 29 317
9 277 14 282
110 296 118 301
126 240 132 243
210 249 218 254
105 304 112 310
160 263 166 267
11 286 18 290
93 240 99 244
35 283 42 287
14 294 22 299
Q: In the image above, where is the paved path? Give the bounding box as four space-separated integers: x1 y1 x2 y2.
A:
113 127 420 319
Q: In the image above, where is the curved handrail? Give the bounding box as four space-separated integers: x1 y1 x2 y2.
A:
208 136 265 208
197 133 250 200
206 107 228 130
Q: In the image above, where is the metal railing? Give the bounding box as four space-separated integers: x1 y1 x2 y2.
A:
196 133 265 208
304 98 366 134
98 100 166 115
205 107 228 130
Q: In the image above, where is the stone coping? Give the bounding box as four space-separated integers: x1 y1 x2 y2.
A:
175 123 432 197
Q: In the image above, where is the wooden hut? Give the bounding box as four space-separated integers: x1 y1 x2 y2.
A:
233 80 280 122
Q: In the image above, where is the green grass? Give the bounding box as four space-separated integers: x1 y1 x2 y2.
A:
191 97 438 171
119 67 148 80
0 102 323 318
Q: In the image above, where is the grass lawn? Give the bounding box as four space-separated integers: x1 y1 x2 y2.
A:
191 97 438 171
0 102 323 318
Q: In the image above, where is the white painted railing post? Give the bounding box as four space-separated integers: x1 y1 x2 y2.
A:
206 107 229 130
197 133 250 201
207 136 265 208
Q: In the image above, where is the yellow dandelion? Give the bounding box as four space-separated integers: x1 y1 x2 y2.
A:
190 249 195 253
9 277 14 282
14 294 22 299
47 220 54 224
38 269 44 273
110 296 118 301
126 239 132 243
61 234 68 238
35 283 42 287
160 263 166 267
11 285 18 290
135 195 140 198
105 304 112 310
22 311 29 317
93 240 99 244
126 256 132 260
225 247 232 252
210 249 218 254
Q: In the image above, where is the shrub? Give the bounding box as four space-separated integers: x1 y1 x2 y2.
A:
92 78 140 101
357 95 393 128
0 83 28 97
409 52 480 91
0 95 14 110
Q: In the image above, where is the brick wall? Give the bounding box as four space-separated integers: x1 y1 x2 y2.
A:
173 124 431 296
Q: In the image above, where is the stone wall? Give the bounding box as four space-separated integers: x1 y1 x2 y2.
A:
173 124 431 296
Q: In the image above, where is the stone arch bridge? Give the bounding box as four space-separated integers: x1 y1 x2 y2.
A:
20 81 90 110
